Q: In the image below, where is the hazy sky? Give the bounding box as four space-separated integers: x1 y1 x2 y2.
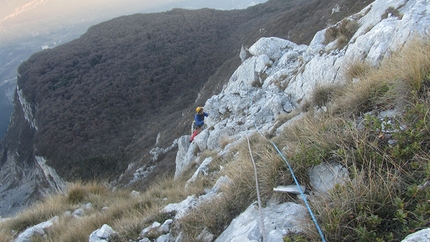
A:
0 0 266 44
0 0 183 23
0 0 186 43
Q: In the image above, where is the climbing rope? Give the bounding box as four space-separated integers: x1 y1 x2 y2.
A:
246 135 267 242
248 89 326 242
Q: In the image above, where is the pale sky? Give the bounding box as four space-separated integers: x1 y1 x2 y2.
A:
0 0 187 43
0 0 266 45
0 0 181 23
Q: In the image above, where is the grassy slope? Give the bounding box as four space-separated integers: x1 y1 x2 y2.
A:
1 0 373 189
0 35 429 242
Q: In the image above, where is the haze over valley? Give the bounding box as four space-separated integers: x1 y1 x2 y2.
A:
0 0 266 139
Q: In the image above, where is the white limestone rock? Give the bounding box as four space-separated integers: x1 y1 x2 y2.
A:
174 136 195 179
140 222 161 238
155 234 173 242
222 57 259 96
186 157 213 186
401 228 430 242
162 195 199 220
285 0 430 107
171 1 430 240
254 54 272 74
35 156 66 194
248 37 297 61
308 162 350 193
215 202 307 242
193 128 210 151
0 153 67 217
150 139 178 162
89 224 118 242
15 216 59 242
197 228 215 242
159 219 173 234
212 175 231 193
206 126 236 150
73 208 85 217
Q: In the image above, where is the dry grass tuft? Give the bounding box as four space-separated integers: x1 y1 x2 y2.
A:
325 18 359 49
0 232 13 242
0 194 72 234
380 36 430 105
310 83 345 108
219 133 235 149
270 110 302 135
332 76 390 116
311 167 403 241
179 134 292 239
333 36 430 116
38 214 111 242
277 114 346 167
344 60 373 81
292 37 430 241
0 181 153 242
145 173 199 202
66 181 110 205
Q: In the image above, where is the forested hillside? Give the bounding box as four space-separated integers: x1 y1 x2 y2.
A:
10 0 373 187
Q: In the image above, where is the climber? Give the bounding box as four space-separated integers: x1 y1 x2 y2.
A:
190 106 209 142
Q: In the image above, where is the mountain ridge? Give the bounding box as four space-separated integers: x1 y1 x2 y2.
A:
0 0 373 217
1 0 429 240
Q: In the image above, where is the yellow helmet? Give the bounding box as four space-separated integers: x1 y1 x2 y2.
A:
196 106 203 113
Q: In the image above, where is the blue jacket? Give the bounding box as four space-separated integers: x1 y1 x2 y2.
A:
195 112 208 127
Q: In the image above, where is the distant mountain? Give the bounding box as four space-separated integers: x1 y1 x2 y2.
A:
0 0 373 217
0 1 269 142
166 0 267 10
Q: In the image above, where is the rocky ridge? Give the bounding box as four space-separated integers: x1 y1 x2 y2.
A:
174 0 430 183
3 0 430 241
154 0 430 240
0 0 375 218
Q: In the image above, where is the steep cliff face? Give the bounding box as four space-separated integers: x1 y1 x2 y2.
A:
0 92 66 217
176 0 430 183
0 0 373 217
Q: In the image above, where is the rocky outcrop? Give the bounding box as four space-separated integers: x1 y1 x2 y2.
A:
284 0 430 104
401 228 430 242
308 162 349 193
89 224 118 242
174 0 430 180
170 0 430 240
14 216 59 242
0 0 376 218
0 94 66 217
215 202 307 242
2 0 430 241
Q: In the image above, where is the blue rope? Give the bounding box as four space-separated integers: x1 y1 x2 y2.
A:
248 90 326 242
